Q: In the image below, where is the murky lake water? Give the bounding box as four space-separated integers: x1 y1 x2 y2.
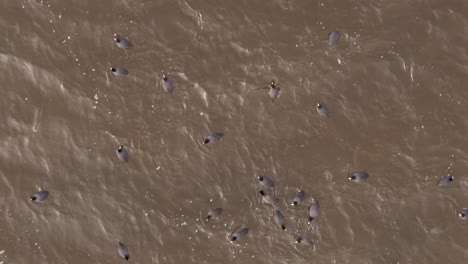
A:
1 0 468 263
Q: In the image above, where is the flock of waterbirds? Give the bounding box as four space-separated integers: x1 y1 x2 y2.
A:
27 30 468 261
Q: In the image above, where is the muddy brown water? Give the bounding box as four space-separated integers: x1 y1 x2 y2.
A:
1 0 468 263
